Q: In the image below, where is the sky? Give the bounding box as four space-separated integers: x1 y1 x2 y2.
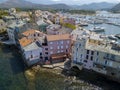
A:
0 0 120 5
27 0 120 5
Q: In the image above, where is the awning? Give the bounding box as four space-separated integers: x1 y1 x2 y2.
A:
51 53 67 60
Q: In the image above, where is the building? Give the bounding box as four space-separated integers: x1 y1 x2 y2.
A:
42 34 71 64
46 24 61 35
71 28 120 82
9 8 16 15
19 37 42 66
22 29 44 39
7 21 26 44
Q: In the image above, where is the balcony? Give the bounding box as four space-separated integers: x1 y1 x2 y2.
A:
103 57 116 61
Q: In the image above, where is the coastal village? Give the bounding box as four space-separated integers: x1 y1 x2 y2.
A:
0 8 120 89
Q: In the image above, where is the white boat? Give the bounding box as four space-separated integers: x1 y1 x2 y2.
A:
90 27 105 32
108 35 118 41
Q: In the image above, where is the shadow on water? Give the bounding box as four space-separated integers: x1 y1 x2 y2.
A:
0 45 28 90
0 44 11 53
10 47 26 74
1 45 25 74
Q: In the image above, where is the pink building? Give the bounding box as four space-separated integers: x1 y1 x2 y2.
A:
42 34 71 64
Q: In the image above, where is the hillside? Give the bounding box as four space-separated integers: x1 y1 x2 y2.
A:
72 2 116 10
111 3 120 11
0 0 71 9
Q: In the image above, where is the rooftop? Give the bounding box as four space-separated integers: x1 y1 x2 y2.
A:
8 20 25 28
19 37 34 47
86 40 120 56
22 29 43 37
47 24 61 30
23 42 42 51
47 34 70 41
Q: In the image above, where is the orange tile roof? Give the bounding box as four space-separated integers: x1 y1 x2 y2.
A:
47 34 70 41
22 29 42 36
19 37 34 47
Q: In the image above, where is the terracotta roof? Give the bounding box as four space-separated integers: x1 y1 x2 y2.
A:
22 29 43 36
19 37 34 47
47 34 70 41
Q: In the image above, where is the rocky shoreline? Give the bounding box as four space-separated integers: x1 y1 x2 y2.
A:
25 65 103 90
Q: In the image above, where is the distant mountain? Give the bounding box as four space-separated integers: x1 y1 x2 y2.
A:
0 0 35 8
72 2 116 10
0 0 71 9
111 3 120 11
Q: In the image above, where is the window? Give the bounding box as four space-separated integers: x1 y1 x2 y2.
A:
61 50 64 52
57 51 60 53
67 40 70 44
97 52 99 55
40 57 43 59
50 47 53 50
111 54 115 60
45 52 48 55
57 46 60 49
50 51 53 54
77 48 78 51
61 46 63 49
34 34 36 37
66 49 68 52
31 55 33 58
91 56 93 61
84 60 87 63
50 42 53 44
66 45 68 49
87 50 89 54
91 51 94 55
96 58 98 62
45 57 48 60
40 53 42 56
45 48 48 50
105 60 108 65
106 54 109 58
80 54 82 58
86 55 89 59
57 41 59 44
61 41 63 44
79 44 81 47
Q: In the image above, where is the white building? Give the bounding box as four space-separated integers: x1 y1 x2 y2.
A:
22 41 42 66
71 27 120 82
7 21 26 44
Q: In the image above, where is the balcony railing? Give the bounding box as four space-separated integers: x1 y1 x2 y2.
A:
103 57 116 61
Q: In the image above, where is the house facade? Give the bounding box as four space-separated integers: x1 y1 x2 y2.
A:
19 37 42 66
42 34 71 64
71 28 120 82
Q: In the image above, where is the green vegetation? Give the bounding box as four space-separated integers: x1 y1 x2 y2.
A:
0 29 6 34
0 9 9 19
63 23 76 30
65 9 95 15
45 9 95 15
